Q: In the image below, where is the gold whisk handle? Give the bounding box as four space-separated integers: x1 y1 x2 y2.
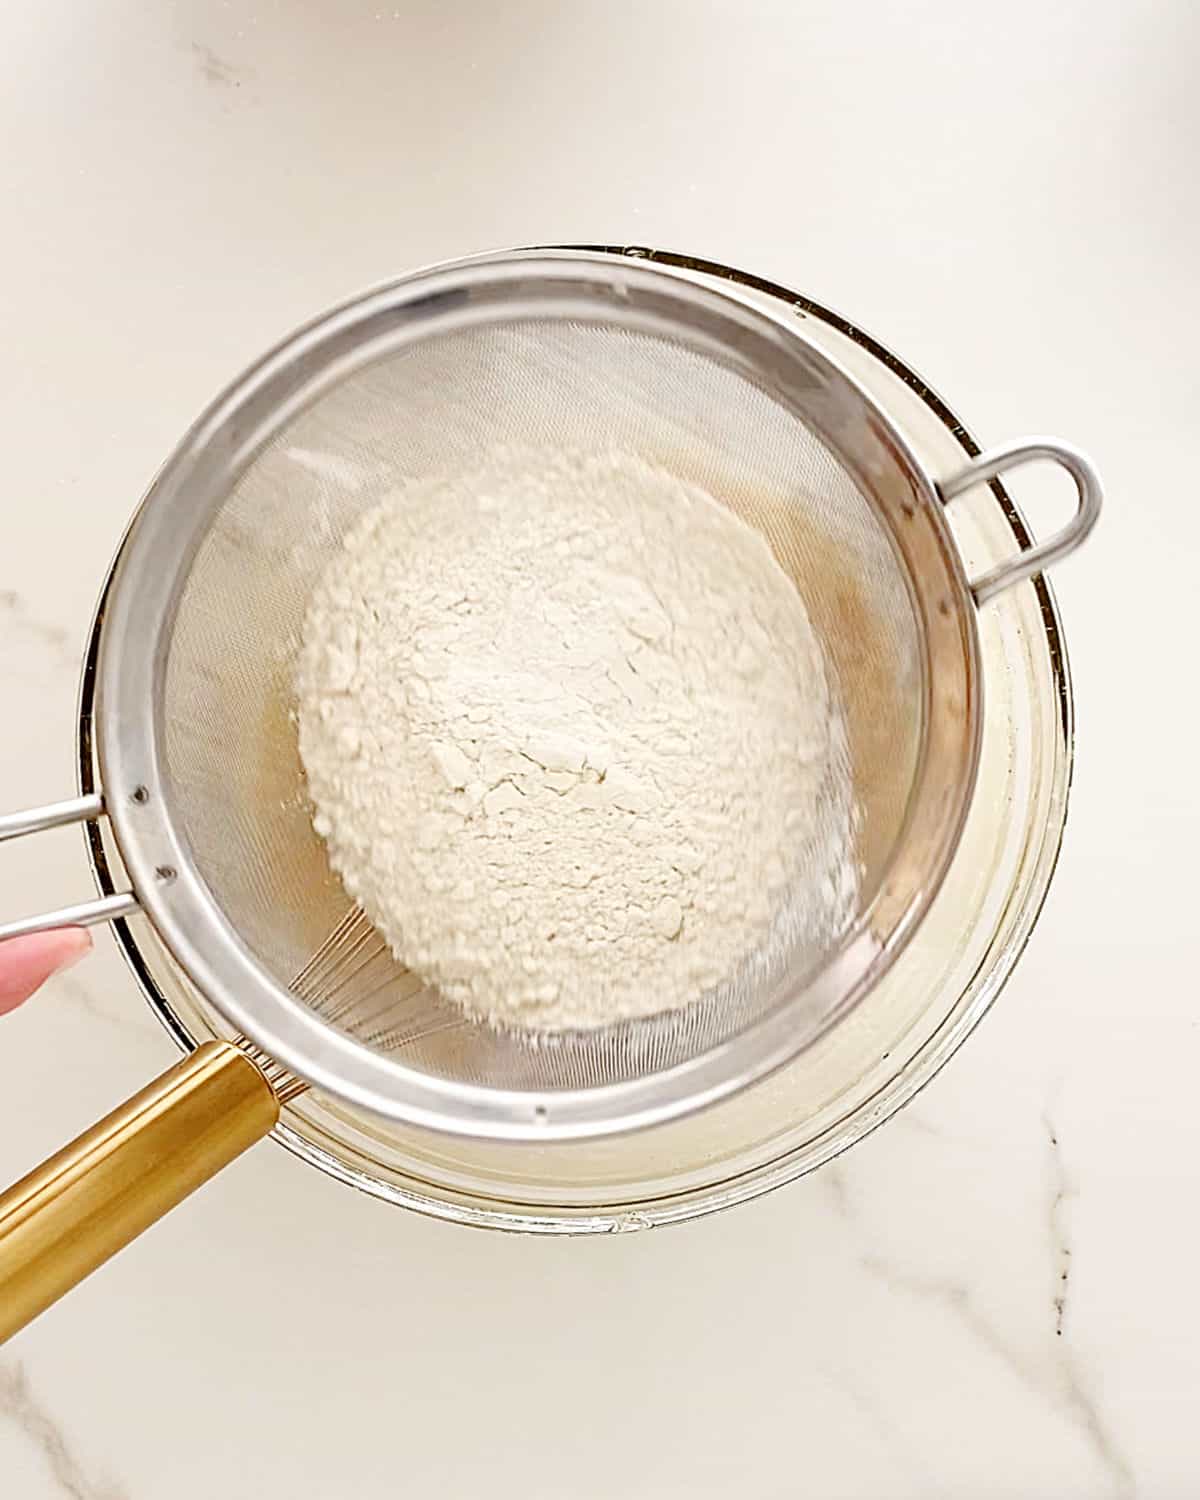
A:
0 1041 278 1342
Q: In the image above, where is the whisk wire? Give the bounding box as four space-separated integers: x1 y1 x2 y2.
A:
238 905 466 1107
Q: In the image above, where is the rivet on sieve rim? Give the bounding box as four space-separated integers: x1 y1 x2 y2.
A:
130 785 150 806
622 246 651 258
155 865 177 884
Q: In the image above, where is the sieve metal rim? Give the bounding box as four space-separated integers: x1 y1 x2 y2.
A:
67 249 1078 1232
85 254 974 1138
59 248 1087 1233
0 251 1094 1141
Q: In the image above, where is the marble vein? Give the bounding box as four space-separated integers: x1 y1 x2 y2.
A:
1041 1114 1136 1496
853 1111 1136 1499
0 1362 127 1500
1045 1114 1073 1338
896 1106 947 1141
0 589 76 672
823 1158 853 1220
54 970 149 1036
191 42 247 90
822 1359 946 1495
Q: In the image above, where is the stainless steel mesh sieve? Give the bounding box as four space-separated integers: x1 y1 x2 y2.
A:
0 249 1101 1143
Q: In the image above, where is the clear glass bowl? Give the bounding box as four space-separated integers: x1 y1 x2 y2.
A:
79 249 1071 1233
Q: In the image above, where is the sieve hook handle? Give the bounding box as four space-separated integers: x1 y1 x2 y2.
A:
0 793 140 942
937 437 1102 606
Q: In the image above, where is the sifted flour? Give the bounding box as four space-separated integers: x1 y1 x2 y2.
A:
296 449 858 1030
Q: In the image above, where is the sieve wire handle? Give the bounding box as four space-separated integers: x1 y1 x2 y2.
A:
0 793 140 941
937 437 1102 606
0 1041 279 1343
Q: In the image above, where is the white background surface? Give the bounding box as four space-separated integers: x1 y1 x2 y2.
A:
1 2 1197 1495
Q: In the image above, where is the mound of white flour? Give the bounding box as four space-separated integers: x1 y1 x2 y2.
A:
297 449 857 1030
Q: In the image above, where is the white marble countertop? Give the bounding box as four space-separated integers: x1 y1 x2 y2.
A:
1 2 1195 1495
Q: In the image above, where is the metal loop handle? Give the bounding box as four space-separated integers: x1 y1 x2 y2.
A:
938 437 1102 606
0 794 139 942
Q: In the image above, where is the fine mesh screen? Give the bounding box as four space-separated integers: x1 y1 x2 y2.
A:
162 318 923 1093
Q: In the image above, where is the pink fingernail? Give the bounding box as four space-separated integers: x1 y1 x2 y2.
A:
55 928 94 973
